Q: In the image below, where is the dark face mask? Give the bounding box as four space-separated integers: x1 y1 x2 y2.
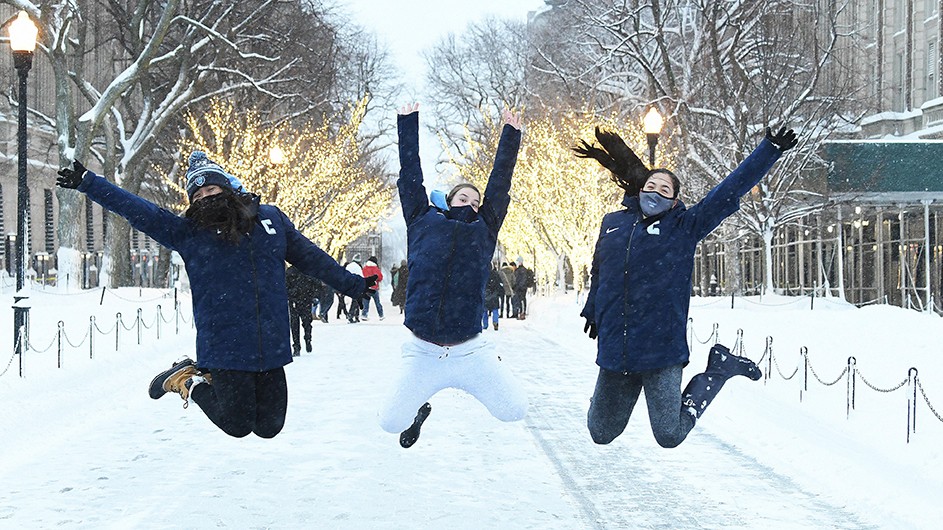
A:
638 191 675 217
185 191 256 243
445 204 479 223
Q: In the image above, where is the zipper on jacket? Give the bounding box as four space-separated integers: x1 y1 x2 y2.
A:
248 237 264 371
622 218 640 371
432 222 461 338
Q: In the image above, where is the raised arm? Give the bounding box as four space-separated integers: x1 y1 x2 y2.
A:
396 103 429 225
58 161 187 251
282 210 366 299
479 108 523 233
684 127 797 240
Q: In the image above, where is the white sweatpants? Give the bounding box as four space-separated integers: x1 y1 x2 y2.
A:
378 335 529 433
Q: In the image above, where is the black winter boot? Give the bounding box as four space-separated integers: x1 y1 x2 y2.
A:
706 343 762 381
400 402 432 448
681 343 762 420
681 373 726 420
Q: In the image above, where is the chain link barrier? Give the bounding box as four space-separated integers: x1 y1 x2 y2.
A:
688 318 943 443
139 309 159 330
118 312 138 332
2 297 192 379
0 333 20 378
688 318 717 346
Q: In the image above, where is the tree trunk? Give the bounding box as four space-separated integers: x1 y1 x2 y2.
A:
724 232 742 295
104 213 133 287
698 243 709 296
762 223 775 295
55 190 83 291
156 246 172 288
556 253 566 293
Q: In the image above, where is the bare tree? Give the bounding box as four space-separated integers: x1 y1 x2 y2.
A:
423 16 530 159
534 0 867 293
2 0 396 287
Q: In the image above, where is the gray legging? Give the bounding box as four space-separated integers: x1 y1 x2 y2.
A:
587 363 695 448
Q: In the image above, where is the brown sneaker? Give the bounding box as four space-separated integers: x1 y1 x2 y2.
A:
148 358 196 400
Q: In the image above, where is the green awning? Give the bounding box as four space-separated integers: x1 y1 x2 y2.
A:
823 141 943 193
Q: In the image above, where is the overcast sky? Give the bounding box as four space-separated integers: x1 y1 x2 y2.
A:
342 0 547 97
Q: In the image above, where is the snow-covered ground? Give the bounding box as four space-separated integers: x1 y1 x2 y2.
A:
0 284 940 529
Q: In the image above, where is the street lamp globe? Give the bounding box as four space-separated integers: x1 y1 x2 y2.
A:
9 11 38 52
642 107 663 167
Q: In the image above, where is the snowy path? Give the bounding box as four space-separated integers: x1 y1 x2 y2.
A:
511 329 877 529
0 291 919 528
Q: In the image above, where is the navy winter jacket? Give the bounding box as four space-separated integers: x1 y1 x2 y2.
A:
78 171 366 372
580 139 782 373
397 112 521 344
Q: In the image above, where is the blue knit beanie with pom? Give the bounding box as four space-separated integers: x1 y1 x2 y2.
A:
184 151 245 201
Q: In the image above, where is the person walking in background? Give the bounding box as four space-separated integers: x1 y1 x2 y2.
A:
56 152 374 439
344 258 363 323
483 263 504 331
286 265 320 355
317 282 334 323
575 124 797 447
335 289 348 321
502 261 517 318
379 102 528 449
513 257 535 319
361 256 385 321
391 259 408 314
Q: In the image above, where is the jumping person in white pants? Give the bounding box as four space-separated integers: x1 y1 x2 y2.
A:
381 103 527 448
379 335 527 436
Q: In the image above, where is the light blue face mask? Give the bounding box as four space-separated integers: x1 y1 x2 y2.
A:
639 191 675 217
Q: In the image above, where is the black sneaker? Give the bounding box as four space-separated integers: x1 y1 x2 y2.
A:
148 357 196 399
400 402 432 449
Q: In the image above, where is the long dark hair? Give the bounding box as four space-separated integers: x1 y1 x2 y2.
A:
184 191 259 244
573 127 650 196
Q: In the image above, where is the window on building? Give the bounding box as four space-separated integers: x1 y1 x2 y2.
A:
927 0 939 17
895 50 906 108
85 198 95 251
44 189 54 253
929 40 939 99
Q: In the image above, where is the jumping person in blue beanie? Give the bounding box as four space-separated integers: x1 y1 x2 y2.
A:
56 152 375 439
378 103 528 448
575 125 798 447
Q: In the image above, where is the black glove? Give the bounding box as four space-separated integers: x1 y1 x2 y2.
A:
56 160 88 189
356 275 379 310
583 318 597 340
765 126 798 152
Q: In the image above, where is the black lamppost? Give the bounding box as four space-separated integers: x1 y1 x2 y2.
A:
8 10 38 367
643 107 664 167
